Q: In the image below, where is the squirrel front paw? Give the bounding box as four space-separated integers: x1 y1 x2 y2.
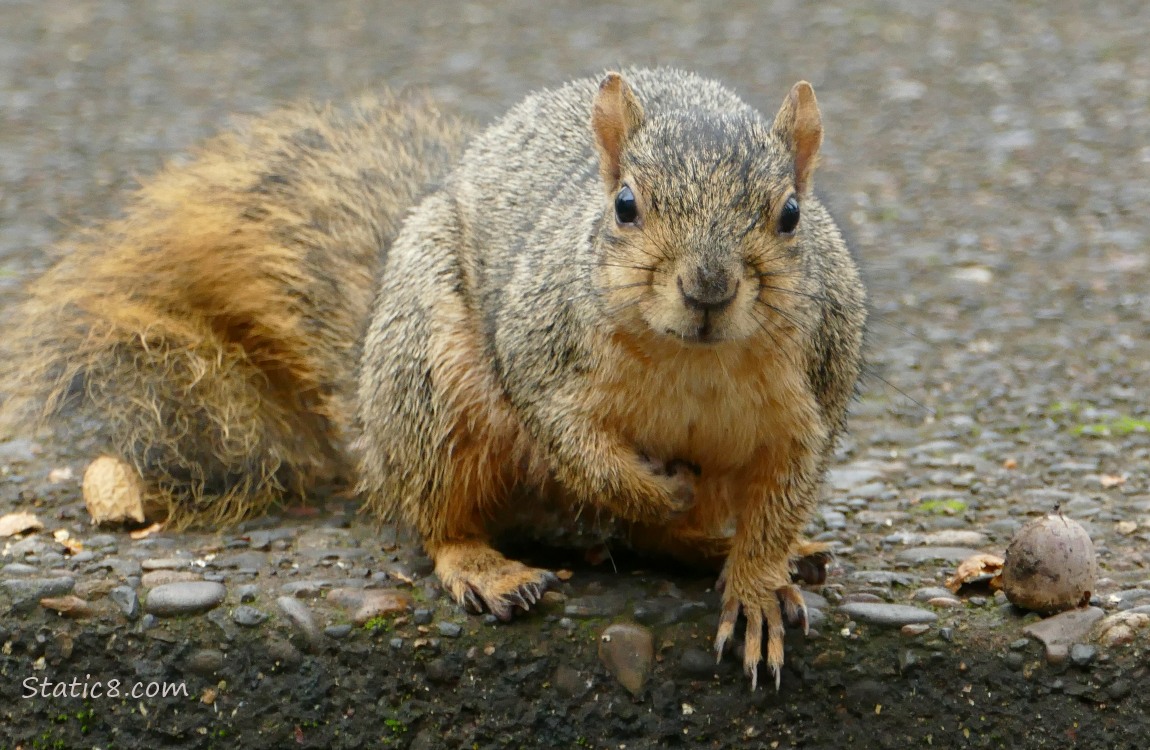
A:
637 454 700 517
713 558 810 691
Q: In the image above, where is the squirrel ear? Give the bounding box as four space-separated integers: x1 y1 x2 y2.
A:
591 72 645 188
771 81 823 196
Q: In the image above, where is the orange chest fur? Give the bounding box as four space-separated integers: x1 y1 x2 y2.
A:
586 332 822 473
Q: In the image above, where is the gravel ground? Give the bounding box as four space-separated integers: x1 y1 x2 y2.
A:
2 1 1150 748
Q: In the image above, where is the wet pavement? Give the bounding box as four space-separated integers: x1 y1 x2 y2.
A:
2 1 1150 748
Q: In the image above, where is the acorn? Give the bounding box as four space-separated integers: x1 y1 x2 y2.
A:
1001 513 1097 614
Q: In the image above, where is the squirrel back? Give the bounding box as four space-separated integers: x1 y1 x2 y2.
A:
0 92 471 525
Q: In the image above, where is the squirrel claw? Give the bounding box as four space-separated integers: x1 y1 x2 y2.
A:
715 580 808 691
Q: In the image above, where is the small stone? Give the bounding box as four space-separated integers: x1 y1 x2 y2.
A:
927 597 962 608
901 623 930 637
896 547 983 564
144 582 226 617
913 587 956 602
1022 607 1104 649
1 563 41 577
413 608 434 625
838 603 938 627
232 605 269 627
140 570 201 587
389 637 404 650
1003 652 1025 671
678 647 715 678
1009 638 1030 651
437 621 463 638
1099 624 1135 646
39 595 95 618
425 656 462 684
598 623 655 697
850 570 917 587
325 624 353 639
1068 643 1096 667
277 597 322 653
237 584 259 603
1045 643 1069 665
3 577 76 611
185 649 226 677
140 558 188 571
109 586 139 620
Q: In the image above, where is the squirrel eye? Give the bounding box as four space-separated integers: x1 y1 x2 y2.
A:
777 195 800 236
614 185 639 225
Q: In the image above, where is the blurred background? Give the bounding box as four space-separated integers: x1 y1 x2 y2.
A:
1 0 1148 434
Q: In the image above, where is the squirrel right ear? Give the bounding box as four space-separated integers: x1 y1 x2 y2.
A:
771 81 823 196
591 72 645 189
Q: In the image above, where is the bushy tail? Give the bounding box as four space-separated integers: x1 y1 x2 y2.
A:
0 93 471 527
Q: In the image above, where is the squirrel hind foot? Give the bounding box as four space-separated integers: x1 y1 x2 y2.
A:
432 541 558 621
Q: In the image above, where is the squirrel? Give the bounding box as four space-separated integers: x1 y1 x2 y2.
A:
358 68 865 690
0 69 866 690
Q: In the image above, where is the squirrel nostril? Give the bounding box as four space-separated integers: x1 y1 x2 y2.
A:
677 275 738 313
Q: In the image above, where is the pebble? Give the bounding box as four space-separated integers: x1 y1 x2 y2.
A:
1107 588 1150 610
140 558 189 571
598 623 654 697
678 647 716 678
837 603 938 627
896 547 983 564
413 608 434 625
437 621 463 638
140 570 201 587
185 649 226 677
232 605 269 627
1069 643 1096 667
0 563 41 577
39 595 95 618
325 624 353 639
901 623 931 637
144 582 227 617
109 586 139 620
3 576 76 610
237 584 259 603
849 571 917 587
1021 607 1104 654
913 587 957 602
927 597 963 609
276 596 322 653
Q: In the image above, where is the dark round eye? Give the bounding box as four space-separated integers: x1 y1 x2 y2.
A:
777 195 800 235
614 185 639 225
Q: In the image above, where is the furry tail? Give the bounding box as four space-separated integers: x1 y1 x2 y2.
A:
0 93 471 527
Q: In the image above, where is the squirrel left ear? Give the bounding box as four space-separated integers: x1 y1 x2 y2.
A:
771 81 823 196
591 72 645 189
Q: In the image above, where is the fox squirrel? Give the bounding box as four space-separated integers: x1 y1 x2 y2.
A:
1 69 865 690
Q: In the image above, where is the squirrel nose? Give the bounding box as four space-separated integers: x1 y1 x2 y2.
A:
677 270 738 313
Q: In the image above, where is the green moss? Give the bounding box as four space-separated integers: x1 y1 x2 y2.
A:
362 615 392 633
1073 415 1150 437
915 499 967 515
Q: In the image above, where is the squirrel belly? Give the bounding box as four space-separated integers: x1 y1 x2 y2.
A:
357 68 866 687
0 93 472 526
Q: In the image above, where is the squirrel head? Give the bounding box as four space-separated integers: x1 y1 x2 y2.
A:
590 73 824 346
